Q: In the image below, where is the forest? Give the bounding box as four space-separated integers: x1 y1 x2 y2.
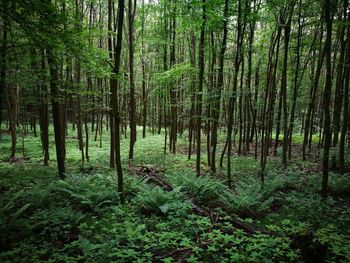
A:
0 0 350 261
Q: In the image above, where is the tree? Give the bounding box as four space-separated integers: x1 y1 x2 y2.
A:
210 0 228 173
109 0 126 204
128 0 137 161
339 2 350 173
321 0 333 199
196 0 206 176
281 1 295 167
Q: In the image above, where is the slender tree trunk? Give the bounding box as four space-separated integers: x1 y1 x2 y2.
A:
274 86 283 156
331 0 348 169
227 0 244 188
162 2 168 153
47 48 66 179
302 30 325 160
141 0 147 139
112 0 126 204
238 59 245 155
288 1 303 159
108 0 115 168
188 31 196 160
0 0 7 131
321 0 333 199
339 6 350 173
250 61 260 143
281 2 295 167
261 24 282 188
128 0 137 161
170 0 177 154
76 61 85 163
196 0 206 176
40 49 49 165
211 0 228 173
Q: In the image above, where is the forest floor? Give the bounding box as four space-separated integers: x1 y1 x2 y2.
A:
0 127 350 262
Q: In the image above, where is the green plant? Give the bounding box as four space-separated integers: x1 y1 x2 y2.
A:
315 224 350 262
174 173 226 205
50 174 120 212
135 184 190 216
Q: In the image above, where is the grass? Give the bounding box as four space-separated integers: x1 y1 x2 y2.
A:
0 124 349 262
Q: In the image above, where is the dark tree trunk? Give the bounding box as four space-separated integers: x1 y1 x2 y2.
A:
210 0 228 173
261 23 282 188
141 0 147 139
302 29 325 160
111 0 126 204
281 2 295 167
128 0 137 161
288 1 304 159
170 0 177 154
76 61 85 163
0 0 7 131
40 49 49 165
321 0 333 199
108 0 115 168
331 0 348 168
188 31 196 160
196 0 206 176
227 0 245 188
339 5 350 173
47 48 66 179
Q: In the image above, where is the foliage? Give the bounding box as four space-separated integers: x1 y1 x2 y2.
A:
1 128 350 262
152 63 197 96
315 225 350 262
135 184 190 216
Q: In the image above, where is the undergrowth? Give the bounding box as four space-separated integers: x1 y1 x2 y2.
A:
0 127 349 262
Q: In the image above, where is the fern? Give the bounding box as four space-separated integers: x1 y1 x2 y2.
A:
175 173 226 205
135 184 188 215
50 174 121 212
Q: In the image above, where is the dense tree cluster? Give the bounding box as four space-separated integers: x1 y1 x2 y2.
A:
0 0 349 201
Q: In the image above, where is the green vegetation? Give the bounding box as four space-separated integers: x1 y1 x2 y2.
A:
1 0 350 261
1 128 349 262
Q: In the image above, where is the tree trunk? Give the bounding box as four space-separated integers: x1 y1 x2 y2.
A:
110 0 126 204
281 2 295 167
76 61 85 163
40 49 49 165
302 29 325 160
108 0 115 168
321 0 333 199
188 31 196 160
169 0 177 154
227 0 244 188
0 0 7 131
288 1 304 159
47 48 66 179
128 0 137 161
210 0 228 172
339 6 350 173
141 0 147 139
196 0 206 176
331 0 348 169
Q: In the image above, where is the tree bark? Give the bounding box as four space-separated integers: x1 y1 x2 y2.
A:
110 0 126 204
281 2 295 167
339 4 350 173
128 0 137 161
321 0 333 199
40 49 49 165
196 0 206 176
210 0 228 173
47 48 66 179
